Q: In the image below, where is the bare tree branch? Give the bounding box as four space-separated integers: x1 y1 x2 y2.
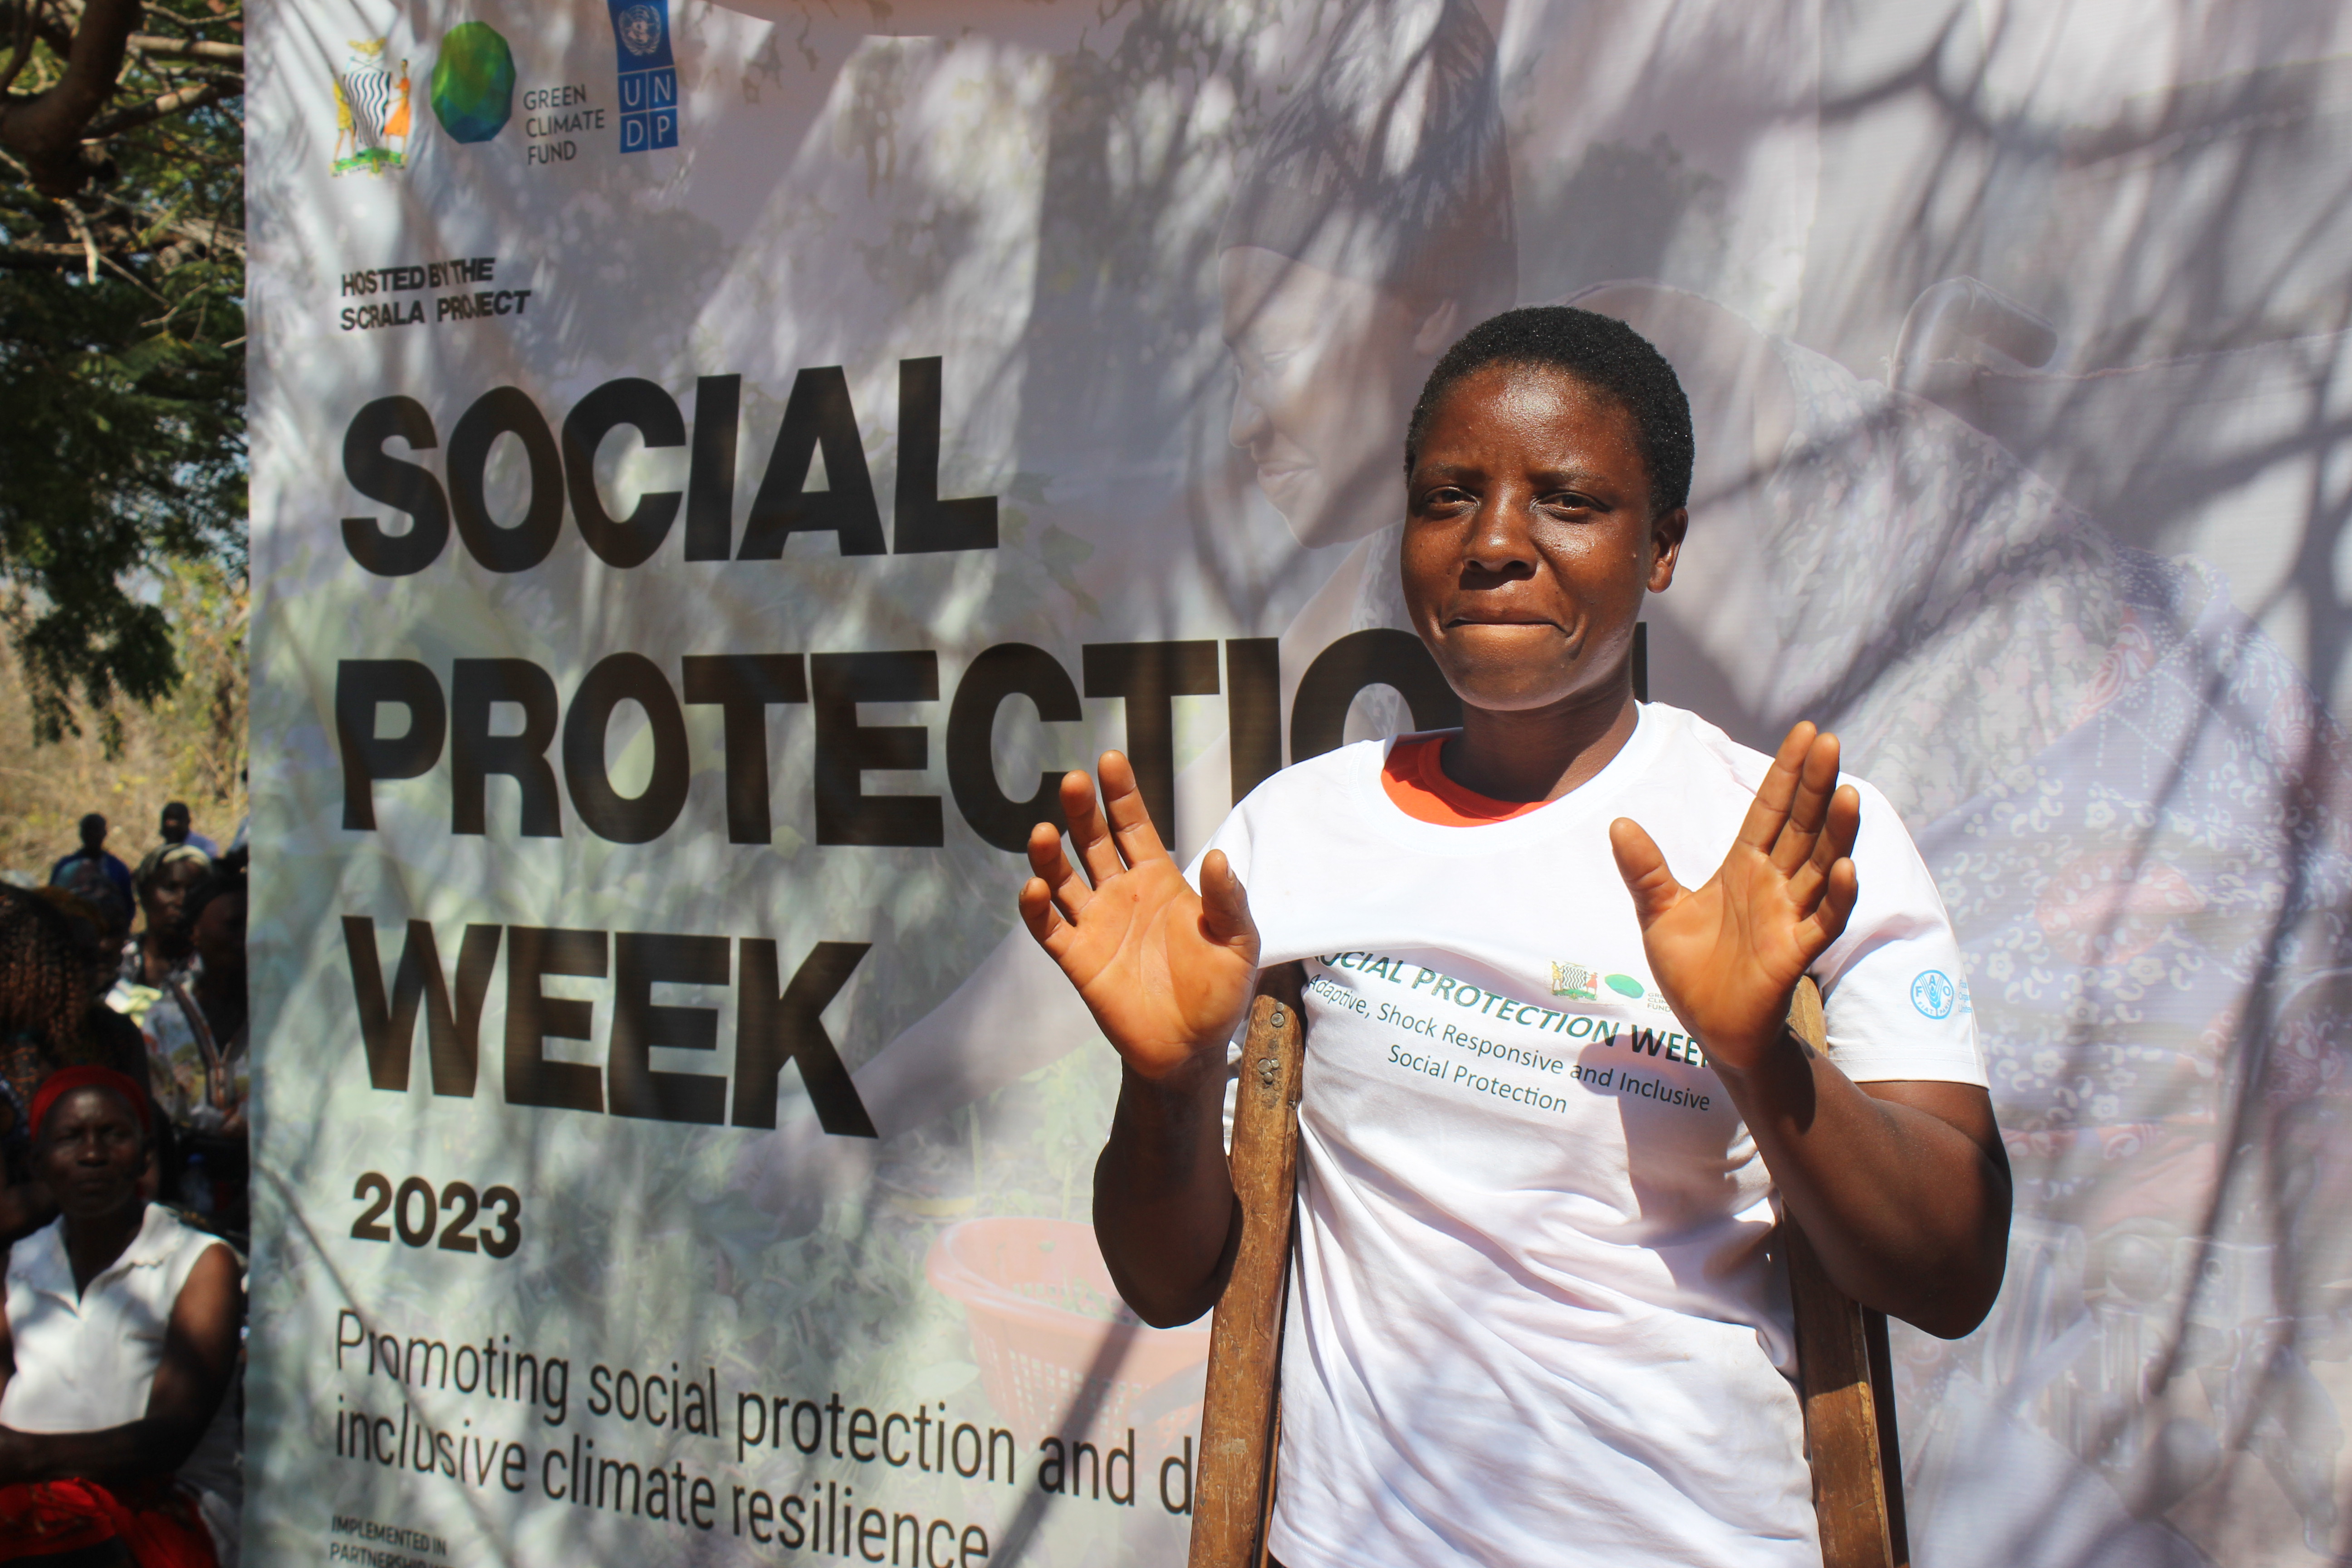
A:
140 203 239 255
0 0 140 196
83 71 234 139
125 32 237 64
60 191 96 279
0 1 78 66
96 240 164 297
0 238 92 266
0 0 248 203
143 1 240 29
0 4 39 101
0 140 91 278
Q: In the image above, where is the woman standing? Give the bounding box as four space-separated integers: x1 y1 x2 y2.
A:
1033 309 2007 1564
151 857 248 1237
117 853 247 1237
118 846 210 996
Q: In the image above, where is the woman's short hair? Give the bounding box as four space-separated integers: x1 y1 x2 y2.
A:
1404 305 1695 514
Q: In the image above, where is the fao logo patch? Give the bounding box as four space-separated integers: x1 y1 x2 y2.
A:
1911 970 1957 1019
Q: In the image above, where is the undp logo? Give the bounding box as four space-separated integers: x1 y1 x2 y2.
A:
1911 970 1957 1019
608 0 679 152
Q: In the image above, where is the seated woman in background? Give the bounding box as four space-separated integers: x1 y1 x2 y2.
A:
0 1067 242 1567
103 846 245 1231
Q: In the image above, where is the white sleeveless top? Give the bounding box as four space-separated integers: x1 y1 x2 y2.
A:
3 1205 242 1554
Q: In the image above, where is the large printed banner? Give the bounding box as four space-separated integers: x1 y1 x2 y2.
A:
249 0 2352 1562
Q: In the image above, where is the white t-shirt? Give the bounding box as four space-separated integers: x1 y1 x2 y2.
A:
1190 702 1985 1568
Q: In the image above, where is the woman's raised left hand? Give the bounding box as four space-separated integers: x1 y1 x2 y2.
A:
1608 721 1859 1073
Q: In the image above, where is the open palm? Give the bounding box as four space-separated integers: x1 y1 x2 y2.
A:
1019 752 1261 1082
1608 723 1860 1073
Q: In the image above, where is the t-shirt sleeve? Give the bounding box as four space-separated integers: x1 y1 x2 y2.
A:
1811 780 1987 1086
1183 793 1257 895
1186 794 1268 1150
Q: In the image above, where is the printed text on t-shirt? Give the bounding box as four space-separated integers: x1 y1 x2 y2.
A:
1310 952 1717 1114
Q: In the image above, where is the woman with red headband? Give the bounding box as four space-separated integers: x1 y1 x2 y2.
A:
0 1066 243 1566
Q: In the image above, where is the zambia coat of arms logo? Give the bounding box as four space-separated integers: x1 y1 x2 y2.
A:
331 38 415 176
1548 961 1598 1000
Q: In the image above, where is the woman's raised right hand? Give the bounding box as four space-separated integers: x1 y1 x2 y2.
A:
1018 752 1260 1082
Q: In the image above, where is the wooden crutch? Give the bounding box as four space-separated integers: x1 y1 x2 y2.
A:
1187 970 1909 1568
1189 963 1306 1568
1782 976 1912 1568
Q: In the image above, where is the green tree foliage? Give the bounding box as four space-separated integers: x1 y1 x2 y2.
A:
0 1 245 743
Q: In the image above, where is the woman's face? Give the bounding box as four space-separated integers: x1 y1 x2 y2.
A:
35 1088 147 1222
1220 245 1444 549
1401 362 1683 714
142 857 206 941
192 889 247 979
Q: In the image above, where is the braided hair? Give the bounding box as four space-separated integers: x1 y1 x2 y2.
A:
0 884 89 1059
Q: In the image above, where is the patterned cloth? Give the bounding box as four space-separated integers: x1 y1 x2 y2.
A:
109 948 246 1135
0 1477 219 1566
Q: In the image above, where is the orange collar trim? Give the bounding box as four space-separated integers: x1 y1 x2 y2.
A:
1380 736 1552 826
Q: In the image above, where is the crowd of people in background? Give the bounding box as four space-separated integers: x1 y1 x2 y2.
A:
0 802 249 1565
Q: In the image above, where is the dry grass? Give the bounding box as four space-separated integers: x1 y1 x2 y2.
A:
0 564 248 884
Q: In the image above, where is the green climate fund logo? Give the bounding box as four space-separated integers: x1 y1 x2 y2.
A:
431 22 516 143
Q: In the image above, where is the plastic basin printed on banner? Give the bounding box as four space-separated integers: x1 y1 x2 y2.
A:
927 1218 1210 1455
